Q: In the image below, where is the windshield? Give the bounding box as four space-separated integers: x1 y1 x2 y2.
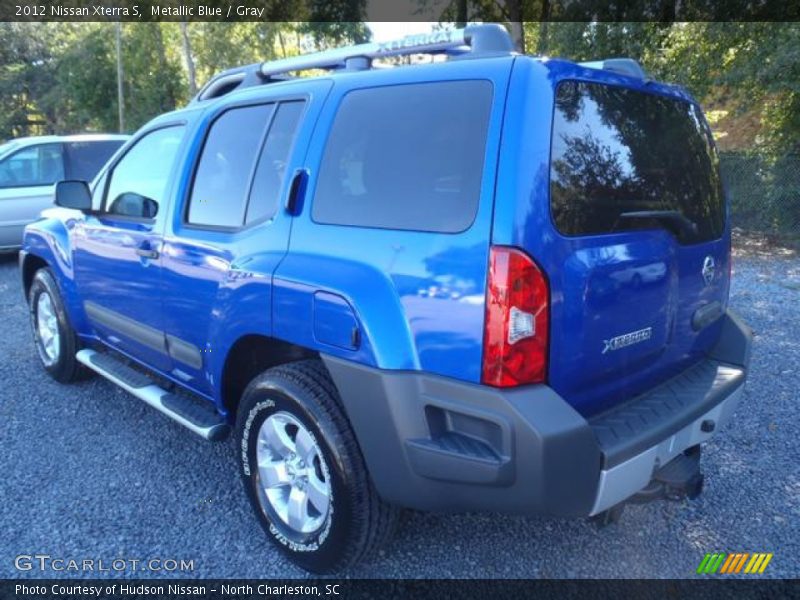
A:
549 81 725 244
0 141 20 159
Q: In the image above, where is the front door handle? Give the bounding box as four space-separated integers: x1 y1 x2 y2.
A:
135 248 159 259
135 242 160 260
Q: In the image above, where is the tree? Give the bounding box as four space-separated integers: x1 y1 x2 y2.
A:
0 10 373 140
179 22 197 97
433 0 531 51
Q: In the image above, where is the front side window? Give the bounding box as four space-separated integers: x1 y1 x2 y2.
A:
550 81 724 243
0 143 64 188
312 80 493 233
105 126 185 218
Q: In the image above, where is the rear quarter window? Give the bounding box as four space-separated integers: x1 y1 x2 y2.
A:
187 104 275 229
550 80 724 244
312 80 493 233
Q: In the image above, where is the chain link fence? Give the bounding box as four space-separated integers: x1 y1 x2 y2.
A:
719 151 800 244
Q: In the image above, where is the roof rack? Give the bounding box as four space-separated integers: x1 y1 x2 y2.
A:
579 58 648 80
192 24 514 103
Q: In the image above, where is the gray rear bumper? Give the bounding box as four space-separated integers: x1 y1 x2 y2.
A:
323 309 752 517
590 383 743 514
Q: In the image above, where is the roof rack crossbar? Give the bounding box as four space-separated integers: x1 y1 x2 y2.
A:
191 24 513 103
260 24 513 78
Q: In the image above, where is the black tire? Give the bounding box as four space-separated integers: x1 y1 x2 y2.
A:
28 268 87 383
236 359 399 573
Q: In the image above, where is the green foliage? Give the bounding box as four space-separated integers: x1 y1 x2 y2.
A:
0 11 370 140
49 25 118 133
1 15 797 162
0 23 61 137
720 151 800 236
121 24 186 130
522 20 800 235
522 22 800 157
187 23 283 83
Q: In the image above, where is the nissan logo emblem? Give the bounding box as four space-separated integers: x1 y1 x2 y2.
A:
702 256 715 286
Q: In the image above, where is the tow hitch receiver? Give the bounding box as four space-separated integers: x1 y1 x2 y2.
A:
592 446 704 526
633 445 705 503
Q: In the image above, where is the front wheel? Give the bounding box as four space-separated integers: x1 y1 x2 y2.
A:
28 268 86 383
236 359 399 573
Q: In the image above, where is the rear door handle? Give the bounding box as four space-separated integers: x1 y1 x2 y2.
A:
285 168 309 215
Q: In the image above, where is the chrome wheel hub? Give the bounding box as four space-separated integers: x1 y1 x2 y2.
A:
36 292 60 363
256 411 331 535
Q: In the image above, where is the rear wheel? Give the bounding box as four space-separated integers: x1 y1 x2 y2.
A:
28 268 86 383
236 359 399 573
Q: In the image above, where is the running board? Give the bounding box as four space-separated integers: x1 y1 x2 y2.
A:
76 349 229 441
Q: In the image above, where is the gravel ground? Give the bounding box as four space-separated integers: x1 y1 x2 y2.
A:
0 250 797 579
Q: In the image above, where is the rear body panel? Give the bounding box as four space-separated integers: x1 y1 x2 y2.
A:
276 57 515 382
495 58 731 416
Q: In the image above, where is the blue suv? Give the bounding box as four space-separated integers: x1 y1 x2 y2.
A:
20 25 751 572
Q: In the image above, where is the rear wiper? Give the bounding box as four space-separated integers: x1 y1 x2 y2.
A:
618 210 699 238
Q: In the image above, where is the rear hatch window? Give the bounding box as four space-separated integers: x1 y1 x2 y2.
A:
550 80 724 244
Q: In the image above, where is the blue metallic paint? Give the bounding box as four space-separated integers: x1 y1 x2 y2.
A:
312 291 359 351
21 54 731 421
161 80 333 400
280 58 513 382
492 59 730 415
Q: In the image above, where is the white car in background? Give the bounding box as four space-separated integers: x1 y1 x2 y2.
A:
0 134 129 251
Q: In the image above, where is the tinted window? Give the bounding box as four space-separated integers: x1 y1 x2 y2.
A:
246 101 305 224
106 126 184 218
65 140 125 180
188 104 274 228
0 143 64 187
313 81 493 232
550 81 724 243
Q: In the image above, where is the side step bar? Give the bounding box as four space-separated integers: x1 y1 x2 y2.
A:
76 349 229 441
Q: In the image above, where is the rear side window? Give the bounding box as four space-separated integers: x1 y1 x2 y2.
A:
65 140 125 181
188 104 275 228
550 81 724 243
188 101 305 229
246 101 305 225
312 80 493 233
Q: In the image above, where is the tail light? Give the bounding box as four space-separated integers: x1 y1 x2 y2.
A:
482 246 549 387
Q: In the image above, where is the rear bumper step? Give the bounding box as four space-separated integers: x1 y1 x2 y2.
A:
76 349 229 441
590 359 746 469
588 384 742 515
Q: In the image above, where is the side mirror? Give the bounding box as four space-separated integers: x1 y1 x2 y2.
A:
108 192 159 219
55 180 92 211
